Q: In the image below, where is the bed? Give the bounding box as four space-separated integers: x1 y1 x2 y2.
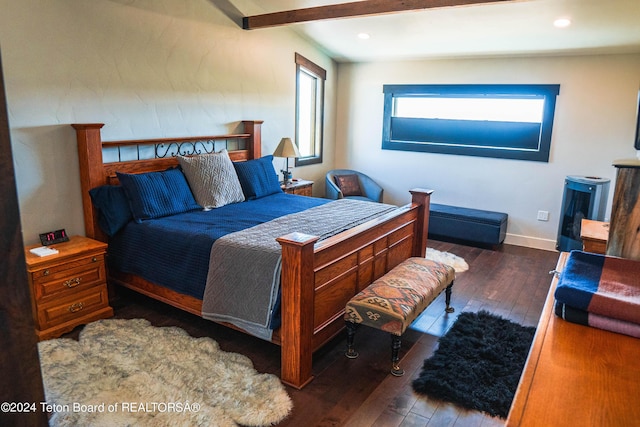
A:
73 120 433 389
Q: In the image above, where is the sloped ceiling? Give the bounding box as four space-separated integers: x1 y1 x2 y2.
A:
226 0 640 62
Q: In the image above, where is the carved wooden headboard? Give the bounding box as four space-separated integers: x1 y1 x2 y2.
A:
72 121 263 242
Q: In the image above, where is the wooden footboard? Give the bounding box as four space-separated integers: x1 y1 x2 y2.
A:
73 121 431 389
277 188 431 388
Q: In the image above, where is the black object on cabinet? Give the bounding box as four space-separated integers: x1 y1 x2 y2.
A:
556 176 610 252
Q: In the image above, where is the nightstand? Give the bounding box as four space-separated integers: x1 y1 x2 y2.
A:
24 235 113 340
282 179 314 196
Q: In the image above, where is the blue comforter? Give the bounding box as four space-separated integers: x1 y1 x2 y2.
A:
108 193 329 299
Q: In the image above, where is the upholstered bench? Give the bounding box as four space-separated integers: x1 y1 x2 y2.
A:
428 203 508 247
344 257 455 376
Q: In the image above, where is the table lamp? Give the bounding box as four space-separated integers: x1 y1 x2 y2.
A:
273 137 301 183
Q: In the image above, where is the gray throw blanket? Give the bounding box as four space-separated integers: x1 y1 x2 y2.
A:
201 199 397 340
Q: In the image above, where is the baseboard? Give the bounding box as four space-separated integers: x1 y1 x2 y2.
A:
504 233 558 252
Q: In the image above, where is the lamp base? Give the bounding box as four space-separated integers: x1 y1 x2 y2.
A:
281 169 292 183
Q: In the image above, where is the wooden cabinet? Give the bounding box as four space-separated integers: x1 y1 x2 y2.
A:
580 218 609 254
25 235 113 340
507 252 640 426
282 179 313 196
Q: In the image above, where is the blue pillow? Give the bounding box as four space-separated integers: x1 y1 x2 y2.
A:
88 185 133 236
233 155 283 200
116 167 201 222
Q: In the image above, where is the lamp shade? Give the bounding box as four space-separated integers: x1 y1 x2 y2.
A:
273 137 301 158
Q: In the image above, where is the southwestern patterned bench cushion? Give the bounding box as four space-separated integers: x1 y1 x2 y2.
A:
345 257 455 336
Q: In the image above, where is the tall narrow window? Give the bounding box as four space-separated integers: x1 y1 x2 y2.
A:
295 53 325 166
382 84 560 162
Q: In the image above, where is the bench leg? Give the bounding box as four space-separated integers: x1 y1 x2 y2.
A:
445 281 455 313
391 335 404 376
345 321 359 359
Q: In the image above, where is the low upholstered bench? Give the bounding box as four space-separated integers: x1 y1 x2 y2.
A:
428 203 508 247
344 257 455 376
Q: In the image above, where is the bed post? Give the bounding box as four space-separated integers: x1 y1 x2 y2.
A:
409 188 433 258
72 123 107 243
242 120 263 159
276 232 319 389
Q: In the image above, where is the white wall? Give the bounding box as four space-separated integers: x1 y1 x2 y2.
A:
335 54 640 250
3 1 638 251
0 0 336 245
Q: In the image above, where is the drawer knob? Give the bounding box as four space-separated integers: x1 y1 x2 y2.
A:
68 302 84 313
64 277 82 288
92 257 97 262
43 269 50 276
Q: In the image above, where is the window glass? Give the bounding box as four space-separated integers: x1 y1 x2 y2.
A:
295 53 325 166
382 84 560 162
394 97 544 123
297 69 317 158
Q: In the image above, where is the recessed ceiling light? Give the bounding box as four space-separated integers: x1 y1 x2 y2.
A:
553 18 571 28
357 33 370 40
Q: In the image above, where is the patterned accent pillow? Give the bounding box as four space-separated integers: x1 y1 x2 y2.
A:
116 167 201 223
334 174 362 197
178 149 245 209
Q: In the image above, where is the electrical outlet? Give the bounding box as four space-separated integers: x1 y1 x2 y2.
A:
537 210 549 221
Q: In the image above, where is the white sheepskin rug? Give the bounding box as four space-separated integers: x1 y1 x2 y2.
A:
425 248 469 273
38 318 292 427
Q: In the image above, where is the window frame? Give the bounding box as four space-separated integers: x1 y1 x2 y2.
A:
382 84 560 162
295 53 326 167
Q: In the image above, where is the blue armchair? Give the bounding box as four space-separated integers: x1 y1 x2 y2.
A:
325 169 383 203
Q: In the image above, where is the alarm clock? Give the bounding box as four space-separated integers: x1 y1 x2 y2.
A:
39 229 70 246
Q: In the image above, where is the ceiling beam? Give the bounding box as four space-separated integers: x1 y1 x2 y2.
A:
243 0 511 30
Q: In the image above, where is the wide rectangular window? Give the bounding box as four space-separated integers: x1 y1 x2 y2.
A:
382 84 560 162
295 53 325 166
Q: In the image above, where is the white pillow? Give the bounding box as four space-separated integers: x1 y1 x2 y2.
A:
177 149 245 209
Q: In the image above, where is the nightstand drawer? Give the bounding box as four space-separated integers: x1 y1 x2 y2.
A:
31 253 104 281
32 255 106 302
291 185 312 196
282 179 313 196
37 286 109 330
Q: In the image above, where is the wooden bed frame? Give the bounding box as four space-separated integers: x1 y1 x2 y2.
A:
73 120 433 389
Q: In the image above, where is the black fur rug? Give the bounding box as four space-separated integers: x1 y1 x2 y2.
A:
412 310 535 419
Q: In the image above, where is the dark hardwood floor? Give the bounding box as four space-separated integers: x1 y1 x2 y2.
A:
63 240 559 427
